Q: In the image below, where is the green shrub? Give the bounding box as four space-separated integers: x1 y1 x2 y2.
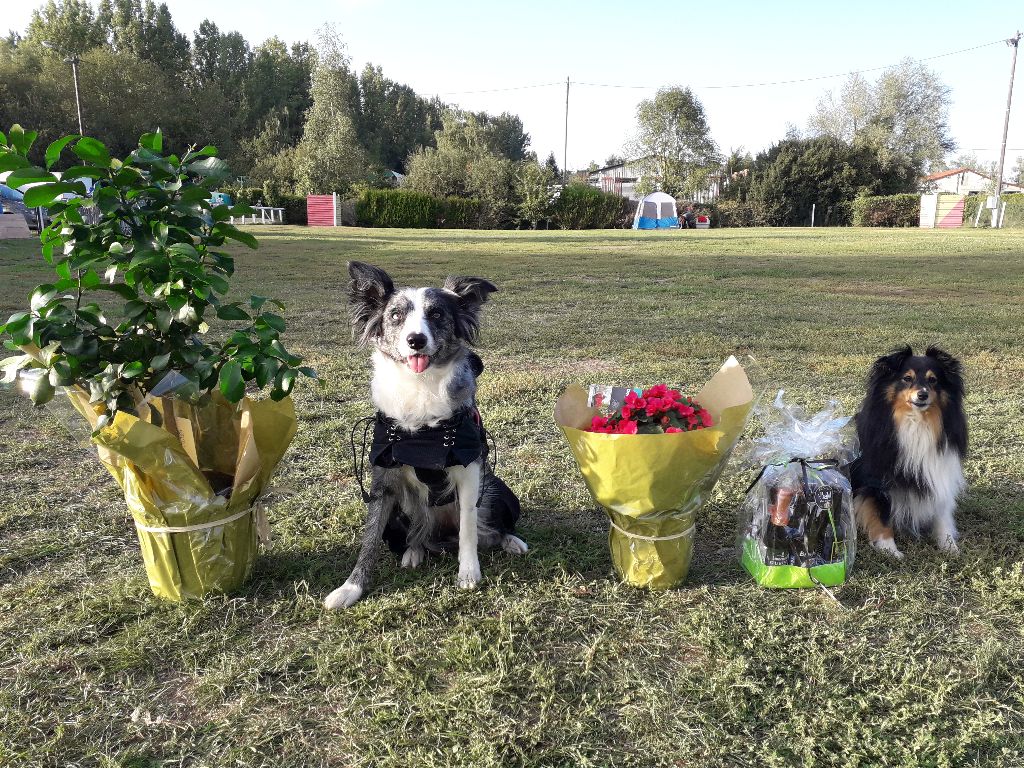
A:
552 184 629 229
439 196 481 228
714 199 753 227
355 188 480 228
963 193 1024 228
852 194 920 227
278 194 307 225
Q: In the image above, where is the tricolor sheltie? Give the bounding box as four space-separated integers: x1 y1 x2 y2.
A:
851 346 968 559
325 261 527 610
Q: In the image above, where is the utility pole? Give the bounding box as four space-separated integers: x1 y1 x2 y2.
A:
992 31 1021 228
563 76 570 184
43 41 84 135
69 54 84 135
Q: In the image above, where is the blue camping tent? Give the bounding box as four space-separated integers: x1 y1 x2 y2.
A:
632 191 678 229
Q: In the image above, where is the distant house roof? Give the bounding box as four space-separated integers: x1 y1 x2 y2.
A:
924 167 974 181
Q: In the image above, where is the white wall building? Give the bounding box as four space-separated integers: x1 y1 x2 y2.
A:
922 167 1024 195
586 158 723 202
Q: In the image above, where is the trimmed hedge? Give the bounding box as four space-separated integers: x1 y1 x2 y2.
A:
552 184 631 229
964 192 1024 228
355 188 481 229
852 194 920 227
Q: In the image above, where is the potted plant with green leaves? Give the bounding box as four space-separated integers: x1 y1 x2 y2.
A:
0 125 315 601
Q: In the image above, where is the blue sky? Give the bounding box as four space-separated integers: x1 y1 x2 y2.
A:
8 0 1024 171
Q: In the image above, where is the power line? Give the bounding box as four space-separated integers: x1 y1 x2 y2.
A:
430 38 1006 96
432 81 563 96
423 37 1005 99
576 38 1005 90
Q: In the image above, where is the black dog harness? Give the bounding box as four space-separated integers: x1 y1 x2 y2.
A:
369 409 484 471
351 407 493 507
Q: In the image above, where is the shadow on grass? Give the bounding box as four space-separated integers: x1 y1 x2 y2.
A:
247 509 616 601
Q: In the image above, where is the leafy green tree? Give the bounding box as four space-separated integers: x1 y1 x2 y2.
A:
544 151 560 178
191 20 250 92
628 86 719 198
516 161 556 228
404 111 522 227
351 64 440 172
747 136 912 226
1012 155 1024 186
808 60 954 176
242 37 314 147
25 0 106 54
293 28 366 194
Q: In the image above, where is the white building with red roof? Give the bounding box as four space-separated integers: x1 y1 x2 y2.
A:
922 167 1024 195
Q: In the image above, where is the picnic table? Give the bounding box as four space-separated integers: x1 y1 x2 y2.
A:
230 206 285 225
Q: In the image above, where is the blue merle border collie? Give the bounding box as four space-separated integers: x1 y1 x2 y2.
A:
324 262 527 610
851 346 968 559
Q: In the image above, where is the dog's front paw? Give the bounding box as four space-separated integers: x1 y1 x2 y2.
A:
324 581 363 610
401 546 425 569
501 534 529 555
871 537 904 560
937 535 961 556
457 560 482 590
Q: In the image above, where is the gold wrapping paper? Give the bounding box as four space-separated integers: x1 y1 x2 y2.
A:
556 357 754 589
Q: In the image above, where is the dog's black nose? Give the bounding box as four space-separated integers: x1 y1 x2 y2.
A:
916 389 929 401
406 333 427 351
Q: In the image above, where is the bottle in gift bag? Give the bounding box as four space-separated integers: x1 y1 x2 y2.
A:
764 486 795 566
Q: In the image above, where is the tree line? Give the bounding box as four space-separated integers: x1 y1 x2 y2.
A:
1 2 534 196
5 2 1022 229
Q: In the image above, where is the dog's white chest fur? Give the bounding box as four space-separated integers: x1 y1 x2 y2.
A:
371 351 465 430
891 410 965 532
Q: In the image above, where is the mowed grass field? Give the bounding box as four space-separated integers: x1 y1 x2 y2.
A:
2 226 1023 767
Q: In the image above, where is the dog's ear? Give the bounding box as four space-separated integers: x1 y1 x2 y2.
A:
926 345 965 396
443 276 497 343
868 345 913 385
347 261 395 345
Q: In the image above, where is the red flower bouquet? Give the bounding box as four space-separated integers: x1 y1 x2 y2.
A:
588 385 713 435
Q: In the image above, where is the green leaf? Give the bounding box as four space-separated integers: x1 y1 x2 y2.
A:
0 154 32 172
218 225 258 250
259 313 286 332
94 283 138 300
45 135 80 170
8 125 37 155
207 274 229 294
155 309 172 332
219 360 245 402
5 166 58 190
140 130 163 152
216 304 250 321
254 356 280 388
23 181 82 208
60 165 108 180
186 156 229 179
73 137 111 166
150 352 171 371
28 373 55 406
279 368 296 394
121 361 145 378
1 312 31 335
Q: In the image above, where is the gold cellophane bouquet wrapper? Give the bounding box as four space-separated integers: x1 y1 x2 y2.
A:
63 386 296 601
555 357 754 589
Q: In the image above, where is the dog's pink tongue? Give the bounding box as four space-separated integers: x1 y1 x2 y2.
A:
408 354 430 374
